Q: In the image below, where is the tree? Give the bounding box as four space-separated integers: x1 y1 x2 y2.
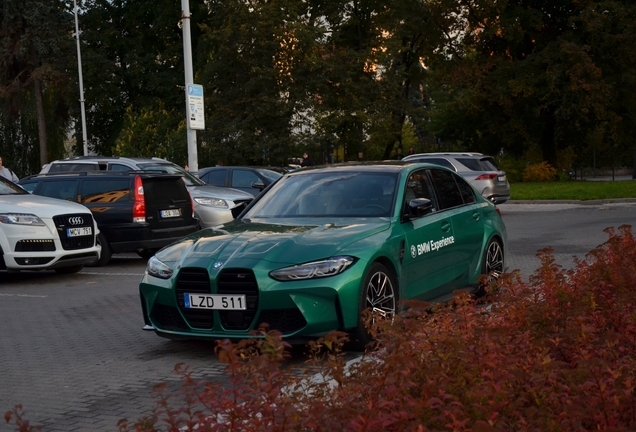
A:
78 0 205 158
0 0 72 173
427 0 636 169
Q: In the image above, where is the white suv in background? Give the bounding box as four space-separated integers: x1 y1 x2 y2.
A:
0 177 101 273
41 156 254 228
402 152 510 204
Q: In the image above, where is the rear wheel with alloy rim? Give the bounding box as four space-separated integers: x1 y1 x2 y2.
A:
351 262 397 350
476 238 504 297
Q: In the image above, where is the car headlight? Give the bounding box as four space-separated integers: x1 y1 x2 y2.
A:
0 213 45 226
193 197 228 208
270 256 355 281
146 256 174 279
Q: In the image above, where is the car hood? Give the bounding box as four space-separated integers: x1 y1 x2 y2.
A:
188 184 253 201
156 218 391 268
0 194 92 216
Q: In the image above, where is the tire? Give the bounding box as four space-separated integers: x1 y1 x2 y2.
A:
137 249 157 260
87 233 112 267
351 262 398 350
55 264 84 274
476 238 504 297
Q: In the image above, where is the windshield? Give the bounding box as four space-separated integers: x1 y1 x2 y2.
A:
456 157 500 171
243 171 398 218
137 163 206 186
0 177 28 195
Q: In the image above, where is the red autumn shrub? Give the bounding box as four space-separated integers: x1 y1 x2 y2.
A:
7 226 636 431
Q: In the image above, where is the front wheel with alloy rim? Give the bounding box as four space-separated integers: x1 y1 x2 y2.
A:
476 238 504 297
351 262 398 350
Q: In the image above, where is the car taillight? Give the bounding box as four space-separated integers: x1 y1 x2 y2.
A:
475 173 498 180
133 175 146 223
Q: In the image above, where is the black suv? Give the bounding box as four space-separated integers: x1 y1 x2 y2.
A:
20 171 199 266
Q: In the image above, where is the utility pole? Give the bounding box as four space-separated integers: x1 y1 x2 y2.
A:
181 0 198 174
73 0 88 156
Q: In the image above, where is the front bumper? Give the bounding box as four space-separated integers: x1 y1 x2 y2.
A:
139 263 366 340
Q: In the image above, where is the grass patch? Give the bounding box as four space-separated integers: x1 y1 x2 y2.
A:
510 180 636 201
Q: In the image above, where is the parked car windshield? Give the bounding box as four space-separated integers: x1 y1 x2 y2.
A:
0 177 28 195
136 163 207 187
243 171 398 218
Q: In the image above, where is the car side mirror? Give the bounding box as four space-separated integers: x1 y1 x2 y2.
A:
404 198 433 220
251 181 265 191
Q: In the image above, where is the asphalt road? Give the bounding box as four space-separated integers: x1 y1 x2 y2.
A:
1 201 635 432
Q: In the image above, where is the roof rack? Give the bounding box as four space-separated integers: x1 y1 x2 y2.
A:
21 170 181 180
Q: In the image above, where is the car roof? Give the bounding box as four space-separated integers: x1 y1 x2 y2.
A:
403 152 485 160
283 161 438 175
48 156 171 164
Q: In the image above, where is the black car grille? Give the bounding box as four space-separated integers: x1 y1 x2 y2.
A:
176 268 214 328
257 309 307 335
15 239 55 252
218 269 259 331
151 304 190 332
53 213 95 250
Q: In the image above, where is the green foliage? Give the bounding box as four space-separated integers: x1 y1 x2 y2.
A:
114 102 187 165
511 180 636 201
0 0 73 174
2 0 636 174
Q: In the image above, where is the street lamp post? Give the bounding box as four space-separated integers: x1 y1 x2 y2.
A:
181 0 198 174
73 0 88 156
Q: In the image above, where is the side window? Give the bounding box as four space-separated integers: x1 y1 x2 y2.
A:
109 164 132 171
417 158 456 171
49 163 97 173
429 169 464 209
232 170 260 188
20 182 37 193
206 169 227 187
455 175 477 204
39 180 79 201
80 180 131 203
404 170 438 213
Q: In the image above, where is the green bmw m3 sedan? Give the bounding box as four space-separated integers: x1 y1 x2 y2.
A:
140 162 507 346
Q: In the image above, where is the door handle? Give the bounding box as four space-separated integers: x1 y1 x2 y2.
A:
472 210 480 221
441 221 451 232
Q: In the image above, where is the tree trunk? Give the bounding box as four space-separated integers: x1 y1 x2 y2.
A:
33 77 48 167
539 105 558 168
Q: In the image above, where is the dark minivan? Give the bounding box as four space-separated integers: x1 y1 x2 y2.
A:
20 171 199 266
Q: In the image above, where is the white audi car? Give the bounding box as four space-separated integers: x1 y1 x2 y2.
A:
0 177 101 273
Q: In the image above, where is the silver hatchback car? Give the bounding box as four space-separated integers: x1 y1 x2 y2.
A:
40 156 254 228
402 152 510 204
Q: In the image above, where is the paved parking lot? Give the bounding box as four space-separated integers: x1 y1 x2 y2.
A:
1 202 635 431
